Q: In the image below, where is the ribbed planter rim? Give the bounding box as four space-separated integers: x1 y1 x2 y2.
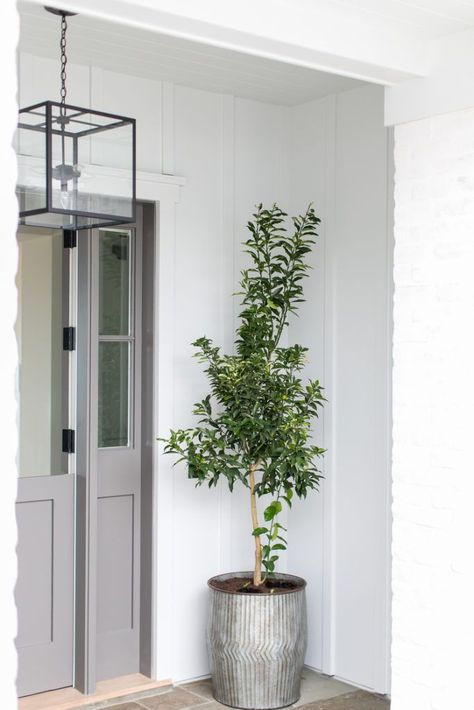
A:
208 571 307 595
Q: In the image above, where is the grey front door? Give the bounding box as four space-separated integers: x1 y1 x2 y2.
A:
16 208 151 698
93 217 143 680
15 228 75 697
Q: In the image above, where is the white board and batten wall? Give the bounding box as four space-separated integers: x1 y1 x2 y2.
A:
19 53 392 694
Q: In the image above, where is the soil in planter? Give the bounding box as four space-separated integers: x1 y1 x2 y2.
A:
211 576 304 594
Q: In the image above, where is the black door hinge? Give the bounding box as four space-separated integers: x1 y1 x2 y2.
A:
63 326 76 351
63 230 77 248
62 429 75 454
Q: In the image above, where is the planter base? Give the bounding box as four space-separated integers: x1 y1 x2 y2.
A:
207 572 307 710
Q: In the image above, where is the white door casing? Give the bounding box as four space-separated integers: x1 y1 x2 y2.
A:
95 168 185 684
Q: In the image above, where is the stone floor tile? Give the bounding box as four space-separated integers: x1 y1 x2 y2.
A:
180 681 214 701
138 687 211 710
298 689 390 710
294 670 356 706
96 704 142 710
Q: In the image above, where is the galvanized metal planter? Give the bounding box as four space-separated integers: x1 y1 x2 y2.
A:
207 572 307 710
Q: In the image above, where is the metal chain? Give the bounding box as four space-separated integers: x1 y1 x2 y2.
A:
60 13 68 109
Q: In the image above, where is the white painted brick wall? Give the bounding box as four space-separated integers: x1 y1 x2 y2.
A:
392 109 474 710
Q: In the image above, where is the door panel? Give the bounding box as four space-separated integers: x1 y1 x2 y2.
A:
16 475 74 696
96 491 139 679
97 495 134 634
16 499 53 647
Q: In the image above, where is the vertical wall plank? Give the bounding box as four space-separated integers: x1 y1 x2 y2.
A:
321 93 337 677
172 85 225 681
154 191 178 683
19 52 90 107
287 95 331 672
220 95 235 353
162 81 175 175
218 94 235 574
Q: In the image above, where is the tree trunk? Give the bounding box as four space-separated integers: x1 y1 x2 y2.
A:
249 462 263 586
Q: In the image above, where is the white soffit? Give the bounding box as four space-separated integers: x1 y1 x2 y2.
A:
296 0 474 40
19 0 474 103
18 2 365 106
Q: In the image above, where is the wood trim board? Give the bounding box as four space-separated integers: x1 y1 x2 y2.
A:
19 673 171 710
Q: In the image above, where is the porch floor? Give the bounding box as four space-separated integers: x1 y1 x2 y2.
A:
73 669 390 710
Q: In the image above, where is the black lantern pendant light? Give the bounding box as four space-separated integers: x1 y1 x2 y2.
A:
16 7 136 231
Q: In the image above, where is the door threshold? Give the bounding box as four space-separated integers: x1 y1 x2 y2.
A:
18 673 172 710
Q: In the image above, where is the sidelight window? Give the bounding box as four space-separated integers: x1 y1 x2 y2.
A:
98 228 134 448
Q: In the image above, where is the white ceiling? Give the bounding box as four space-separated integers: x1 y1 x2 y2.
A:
18 2 365 106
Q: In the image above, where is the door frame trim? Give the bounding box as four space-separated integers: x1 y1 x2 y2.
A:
75 228 98 693
75 170 185 694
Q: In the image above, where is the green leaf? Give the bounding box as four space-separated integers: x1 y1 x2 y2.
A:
252 527 268 536
264 499 283 522
264 505 275 522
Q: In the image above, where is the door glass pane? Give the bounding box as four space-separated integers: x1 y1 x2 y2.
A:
16 229 65 476
99 230 131 336
98 342 130 448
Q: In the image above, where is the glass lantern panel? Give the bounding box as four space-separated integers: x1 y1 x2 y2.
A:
16 104 47 215
79 123 135 221
20 211 81 230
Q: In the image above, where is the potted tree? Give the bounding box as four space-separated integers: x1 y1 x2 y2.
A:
162 204 325 710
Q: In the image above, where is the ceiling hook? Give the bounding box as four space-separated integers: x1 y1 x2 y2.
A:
44 6 78 17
